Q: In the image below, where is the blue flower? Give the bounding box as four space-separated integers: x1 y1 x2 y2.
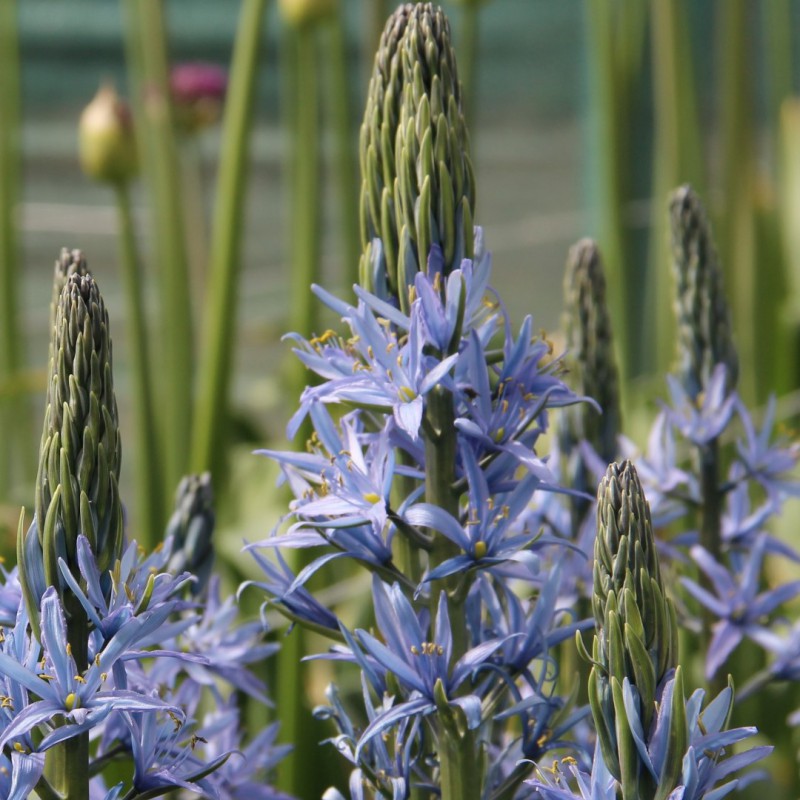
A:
195 704 293 800
257 407 406 569
315 680 416 798
455 317 584 475
525 742 616 800
120 707 233 797
146 577 279 704
0 588 178 754
286 287 457 441
681 536 800 679
592 413 698 528
242 546 341 634
404 445 543 581
56 536 194 650
623 676 770 800
665 365 736 446
333 578 508 753
734 395 800 503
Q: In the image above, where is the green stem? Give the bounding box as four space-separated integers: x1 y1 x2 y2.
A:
191 0 267 482
716 0 756 403
0 0 33 502
124 0 194 507
649 0 705 378
438 726 481 800
45 596 89 800
326 11 360 290
698 438 725 696
393 452 424 585
288 26 322 399
458 3 480 132
424 383 478 798
114 184 163 545
585 0 644 387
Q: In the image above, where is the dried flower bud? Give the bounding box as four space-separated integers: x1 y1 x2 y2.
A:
278 0 336 28
79 83 137 185
170 62 228 133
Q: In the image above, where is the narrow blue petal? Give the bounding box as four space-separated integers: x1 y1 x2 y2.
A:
8 751 44 800
356 630 427 695
450 694 482 730
356 697 433 758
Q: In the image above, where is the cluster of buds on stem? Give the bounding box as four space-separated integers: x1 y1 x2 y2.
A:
18 270 123 638
359 2 475 310
670 185 738 400
559 239 621 504
584 461 681 799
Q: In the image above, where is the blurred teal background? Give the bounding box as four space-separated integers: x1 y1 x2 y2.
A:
7 3 800 797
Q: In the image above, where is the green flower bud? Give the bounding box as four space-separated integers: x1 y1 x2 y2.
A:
20 271 123 636
165 473 215 596
360 3 475 309
586 461 679 789
559 239 621 505
669 185 738 399
50 248 90 340
278 0 336 28
79 83 138 186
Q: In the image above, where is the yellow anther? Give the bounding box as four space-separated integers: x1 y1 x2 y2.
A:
363 492 381 504
398 386 416 402
65 643 72 657
74 674 86 684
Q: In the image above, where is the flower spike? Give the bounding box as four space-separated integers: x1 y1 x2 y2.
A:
669 185 738 400
20 271 122 636
588 461 680 796
359 3 475 308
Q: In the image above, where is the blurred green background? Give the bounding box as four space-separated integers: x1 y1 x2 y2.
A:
6 2 800 797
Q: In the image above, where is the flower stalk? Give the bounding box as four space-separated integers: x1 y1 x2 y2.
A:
191 0 267 483
123 0 194 507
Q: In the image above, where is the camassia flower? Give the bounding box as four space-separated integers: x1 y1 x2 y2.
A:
286 284 458 441
681 536 800 679
0 588 178 755
405 444 544 580
327 578 509 753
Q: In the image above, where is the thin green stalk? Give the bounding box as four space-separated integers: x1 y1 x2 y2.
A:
716 0 756 403
780 102 800 391
326 10 361 290
274 23 323 799
0 0 33 501
191 0 267 483
423 384 477 800
698 439 725 697
45 597 89 800
458 3 480 132
585 0 628 383
438 726 481 800
114 184 163 545
123 0 194 507
180 138 210 322
289 26 322 393
393 452 424 585
649 0 705 377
